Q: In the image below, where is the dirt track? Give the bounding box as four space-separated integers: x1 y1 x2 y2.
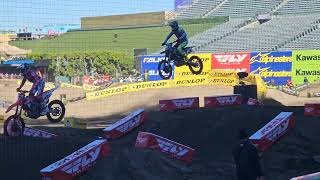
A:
1 106 320 180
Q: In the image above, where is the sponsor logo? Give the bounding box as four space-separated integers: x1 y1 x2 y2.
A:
93 86 128 97
265 119 290 142
251 67 291 77
305 107 314 113
209 78 235 84
250 52 291 64
261 117 288 136
24 128 55 138
172 99 195 108
61 147 100 175
180 72 208 76
214 54 248 64
296 54 320 61
295 69 320 76
132 82 167 90
216 96 237 105
176 78 206 85
116 115 141 133
156 138 189 157
137 136 148 144
143 57 165 63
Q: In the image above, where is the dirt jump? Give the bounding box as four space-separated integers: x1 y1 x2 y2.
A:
0 79 320 180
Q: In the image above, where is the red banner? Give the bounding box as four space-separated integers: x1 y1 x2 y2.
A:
103 109 146 139
40 139 110 180
249 112 295 151
212 52 250 72
83 75 110 86
135 131 195 163
23 127 58 138
247 98 260 106
304 103 320 117
204 94 242 108
159 97 199 111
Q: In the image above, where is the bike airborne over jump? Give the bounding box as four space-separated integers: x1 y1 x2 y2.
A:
158 41 203 80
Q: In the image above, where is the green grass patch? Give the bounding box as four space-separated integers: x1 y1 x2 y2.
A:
10 23 221 55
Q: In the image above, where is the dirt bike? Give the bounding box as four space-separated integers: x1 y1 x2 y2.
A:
3 85 65 137
158 41 203 80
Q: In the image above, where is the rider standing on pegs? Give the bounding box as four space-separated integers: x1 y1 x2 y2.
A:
16 64 48 115
162 20 188 63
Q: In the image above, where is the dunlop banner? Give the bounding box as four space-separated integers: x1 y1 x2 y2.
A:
173 77 208 87
128 80 171 92
86 85 130 100
207 70 238 86
174 53 211 80
292 50 320 85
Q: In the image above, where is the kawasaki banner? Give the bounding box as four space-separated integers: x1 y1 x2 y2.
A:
292 50 320 85
141 55 174 81
250 51 292 86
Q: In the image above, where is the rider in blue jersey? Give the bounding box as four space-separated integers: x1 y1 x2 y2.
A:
162 21 188 61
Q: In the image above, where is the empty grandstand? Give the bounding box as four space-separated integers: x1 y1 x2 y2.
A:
171 0 320 53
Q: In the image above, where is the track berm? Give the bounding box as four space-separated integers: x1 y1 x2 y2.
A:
1 103 320 180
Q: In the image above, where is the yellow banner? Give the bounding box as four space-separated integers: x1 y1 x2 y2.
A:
173 77 208 87
60 83 83 89
86 85 130 100
83 84 100 92
174 53 212 80
207 70 238 86
128 80 171 92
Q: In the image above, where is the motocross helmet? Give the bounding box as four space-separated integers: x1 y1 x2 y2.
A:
169 21 179 31
17 63 30 75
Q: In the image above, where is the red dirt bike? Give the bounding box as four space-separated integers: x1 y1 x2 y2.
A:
4 86 65 137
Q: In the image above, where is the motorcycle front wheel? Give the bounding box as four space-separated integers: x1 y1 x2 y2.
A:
158 60 173 80
47 100 66 123
3 115 25 137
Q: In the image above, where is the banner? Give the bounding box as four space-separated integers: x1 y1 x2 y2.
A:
175 0 193 10
207 70 238 86
250 51 292 86
292 50 320 85
174 53 211 80
141 55 174 81
212 52 250 73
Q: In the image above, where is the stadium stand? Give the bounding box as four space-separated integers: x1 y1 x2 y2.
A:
188 19 251 50
279 26 320 50
276 0 320 15
197 15 320 53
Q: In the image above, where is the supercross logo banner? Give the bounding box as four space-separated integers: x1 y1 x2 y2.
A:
250 51 292 86
159 97 199 111
135 131 195 163
23 127 57 138
212 52 250 72
141 55 174 81
204 95 242 107
103 109 145 139
249 112 294 151
40 139 109 179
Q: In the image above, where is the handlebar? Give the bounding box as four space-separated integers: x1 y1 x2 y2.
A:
18 90 29 93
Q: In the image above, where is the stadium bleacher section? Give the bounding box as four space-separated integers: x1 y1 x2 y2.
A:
171 0 320 53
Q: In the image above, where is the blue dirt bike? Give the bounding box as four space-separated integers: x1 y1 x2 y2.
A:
158 41 203 79
4 85 65 136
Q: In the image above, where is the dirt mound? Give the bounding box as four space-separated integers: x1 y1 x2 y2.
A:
1 106 317 180
77 106 320 180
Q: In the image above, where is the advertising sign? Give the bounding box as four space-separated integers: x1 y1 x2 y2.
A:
212 52 250 73
292 50 320 85
141 55 174 81
174 53 211 80
175 0 193 10
250 51 292 86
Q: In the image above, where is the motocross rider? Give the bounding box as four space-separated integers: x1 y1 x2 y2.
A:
16 64 48 115
162 20 188 61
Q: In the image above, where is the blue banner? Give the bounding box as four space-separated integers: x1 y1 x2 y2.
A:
250 51 292 86
175 0 193 10
141 55 174 81
2 60 34 65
